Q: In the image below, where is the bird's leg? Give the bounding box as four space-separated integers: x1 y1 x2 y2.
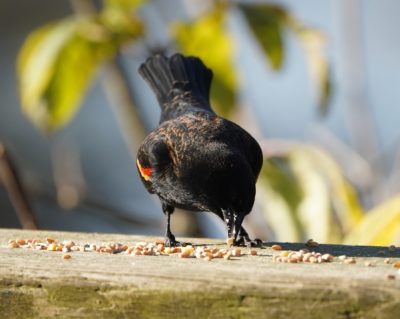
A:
233 213 244 244
237 227 263 247
222 209 234 239
162 204 179 247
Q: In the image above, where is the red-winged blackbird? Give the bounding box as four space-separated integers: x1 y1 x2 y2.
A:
137 53 263 246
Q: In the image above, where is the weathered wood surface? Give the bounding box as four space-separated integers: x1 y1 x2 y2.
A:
0 228 399 319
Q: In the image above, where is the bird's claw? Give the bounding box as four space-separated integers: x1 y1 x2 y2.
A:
164 234 192 247
231 237 263 247
164 233 179 247
244 237 263 247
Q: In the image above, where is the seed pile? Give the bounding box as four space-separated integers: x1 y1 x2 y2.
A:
273 249 334 264
7 237 258 261
7 237 399 276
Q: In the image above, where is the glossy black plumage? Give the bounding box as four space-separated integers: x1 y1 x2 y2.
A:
137 53 263 246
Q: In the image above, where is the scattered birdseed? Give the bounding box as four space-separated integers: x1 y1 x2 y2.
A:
393 262 400 269
344 257 356 264
273 249 334 264
16 239 26 245
8 241 19 249
386 274 396 280
280 251 289 257
9 237 396 270
8 237 259 262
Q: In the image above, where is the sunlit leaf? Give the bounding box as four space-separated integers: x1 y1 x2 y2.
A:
17 19 78 128
103 0 145 10
239 3 331 114
257 157 304 242
101 0 144 41
172 6 237 116
239 4 287 70
257 143 363 243
17 13 143 132
343 195 400 246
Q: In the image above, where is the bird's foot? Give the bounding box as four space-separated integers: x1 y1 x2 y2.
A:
243 237 263 248
164 233 179 247
232 236 263 247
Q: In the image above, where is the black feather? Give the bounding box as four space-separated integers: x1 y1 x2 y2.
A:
139 53 213 120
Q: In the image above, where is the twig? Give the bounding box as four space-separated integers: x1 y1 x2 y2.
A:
0 144 38 229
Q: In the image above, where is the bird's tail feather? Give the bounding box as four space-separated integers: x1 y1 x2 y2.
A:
138 53 213 111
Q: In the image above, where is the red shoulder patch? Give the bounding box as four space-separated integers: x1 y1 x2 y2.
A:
136 159 152 181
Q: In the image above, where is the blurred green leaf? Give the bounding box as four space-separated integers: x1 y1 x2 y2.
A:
257 143 363 243
104 0 145 10
17 19 80 131
344 195 400 246
172 6 237 117
239 4 287 70
287 22 332 115
258 157 304 241
239 3 331 114
17 12 143 132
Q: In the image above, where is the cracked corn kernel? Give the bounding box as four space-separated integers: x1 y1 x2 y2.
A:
271 245 282 251
47 243 57 251
63 254 71 260
231 249 241 257
280 251 289 257
250 250 257 256
8 242 19 248
344 258 356 264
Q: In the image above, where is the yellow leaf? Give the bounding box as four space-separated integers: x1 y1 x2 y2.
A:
257 143 363 243
104 0 145 10
343 195 400 246
17 13 143 132
17 19 78 124
172 6 237 116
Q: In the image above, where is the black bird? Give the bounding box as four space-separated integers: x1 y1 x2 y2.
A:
137 53 263 246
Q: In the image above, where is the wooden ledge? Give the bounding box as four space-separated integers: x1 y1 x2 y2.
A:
0 229 399 318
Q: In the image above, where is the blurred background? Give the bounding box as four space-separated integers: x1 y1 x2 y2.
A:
1 0 399 245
